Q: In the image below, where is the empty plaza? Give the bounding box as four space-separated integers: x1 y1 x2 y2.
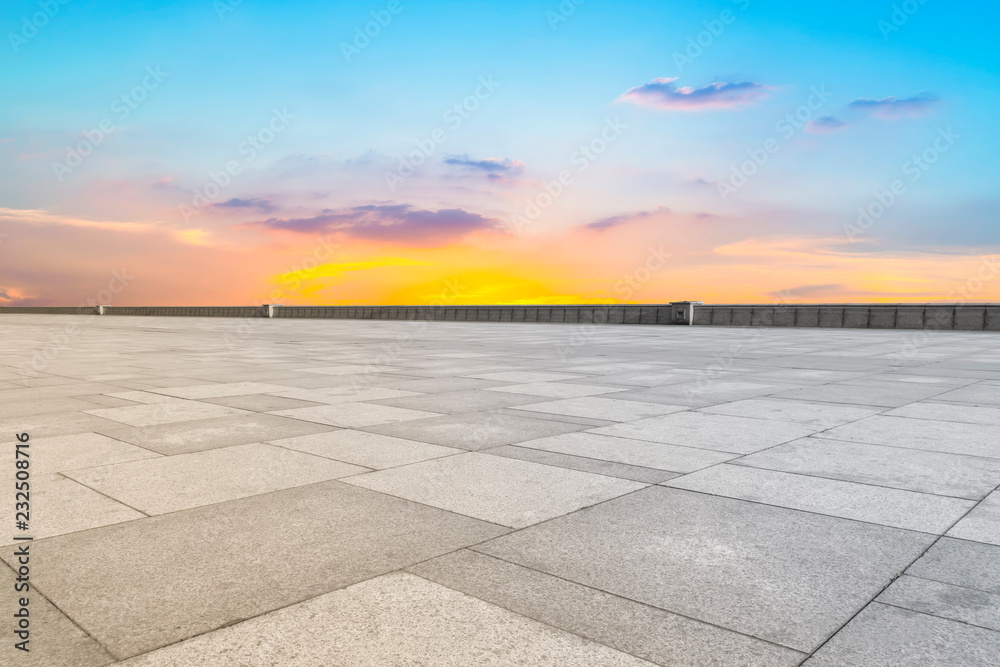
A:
2 314 999 666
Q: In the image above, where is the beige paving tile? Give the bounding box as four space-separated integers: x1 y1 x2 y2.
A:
0 564 114 666
65 443 368 514
151 382 296 399
344 452 645 528
269 429 461 469
83 400 249 427
518 431 735 472
94 413 338 455
118 573 654 666
0 482 507 659
272 402 441 428
514 397 687 422
1 473 144 545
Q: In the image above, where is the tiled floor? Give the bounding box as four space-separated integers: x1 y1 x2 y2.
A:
1 314 999 666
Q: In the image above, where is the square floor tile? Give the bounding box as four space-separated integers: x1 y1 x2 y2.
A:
592 411 818 454
150 382 294 399
816 415 1000 459
886 402 1000 426
514 397 687 422
344 452 645 528
476 486 933 652
700 398 881 428
409 550 805 667
0 565 114 666
363 411 591 450
370 389 544 414
734 437 1000 499
1 473 144 545
94 413 337 455
0 482 506 659
518 431 735 472
485 382 630 398
804 603 1000 666
947 490 1000 546
665 464 975 533
65 443 368 514
268 429 461 469
84 400 248 427
12 432 159 473
272 402 440 428
115 573 652 667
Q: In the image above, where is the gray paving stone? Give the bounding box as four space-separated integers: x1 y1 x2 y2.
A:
804 603 1000 666
816 415 1000 459
877 575 1000 632
94 413 337 455
364 411 590 449
344 452 645 528
370 389 545 414
271 402 441 427
0 481 507 659
906 537 1000 593
770 382 949 407
887 401 1000 425
700 398 881 428
201 393 326 412
472 371 587 382
268 429 462 468
150 381 295 399
269 386 420 405
514 397 687 422
930 383 1000 406
592 411 818 454
485 382 631 398
665 464 975 533
117 573 654 666
948 490 1000 546
65 443 368 514
477 486 933 652
409 550 806 667
517 431 735 472
83 400 249 427
734 437 1000 499
0 563 115 666
484 445 681 483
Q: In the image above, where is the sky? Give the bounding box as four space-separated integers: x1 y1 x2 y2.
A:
2 0 999 306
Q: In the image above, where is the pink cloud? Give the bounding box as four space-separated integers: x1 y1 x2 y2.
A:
619 77 771 111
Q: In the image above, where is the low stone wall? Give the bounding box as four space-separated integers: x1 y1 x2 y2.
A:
273 304 672 324
102 306 268 318
0 306 97 315
691 304 1000 331
2 303 998 330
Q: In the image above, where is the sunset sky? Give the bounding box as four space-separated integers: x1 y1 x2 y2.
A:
2 0 998 306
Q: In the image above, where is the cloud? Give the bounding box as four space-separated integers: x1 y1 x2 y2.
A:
247 204 506 245
212 197 276 212
586 206 671 231
0 207 158 233
805 116 849 134
769 284 844 299
0 208 211 246
619 78 771 111
848 92 939 118
444 155 526 182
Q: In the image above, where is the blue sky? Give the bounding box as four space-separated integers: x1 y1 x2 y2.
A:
2 0 998 305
